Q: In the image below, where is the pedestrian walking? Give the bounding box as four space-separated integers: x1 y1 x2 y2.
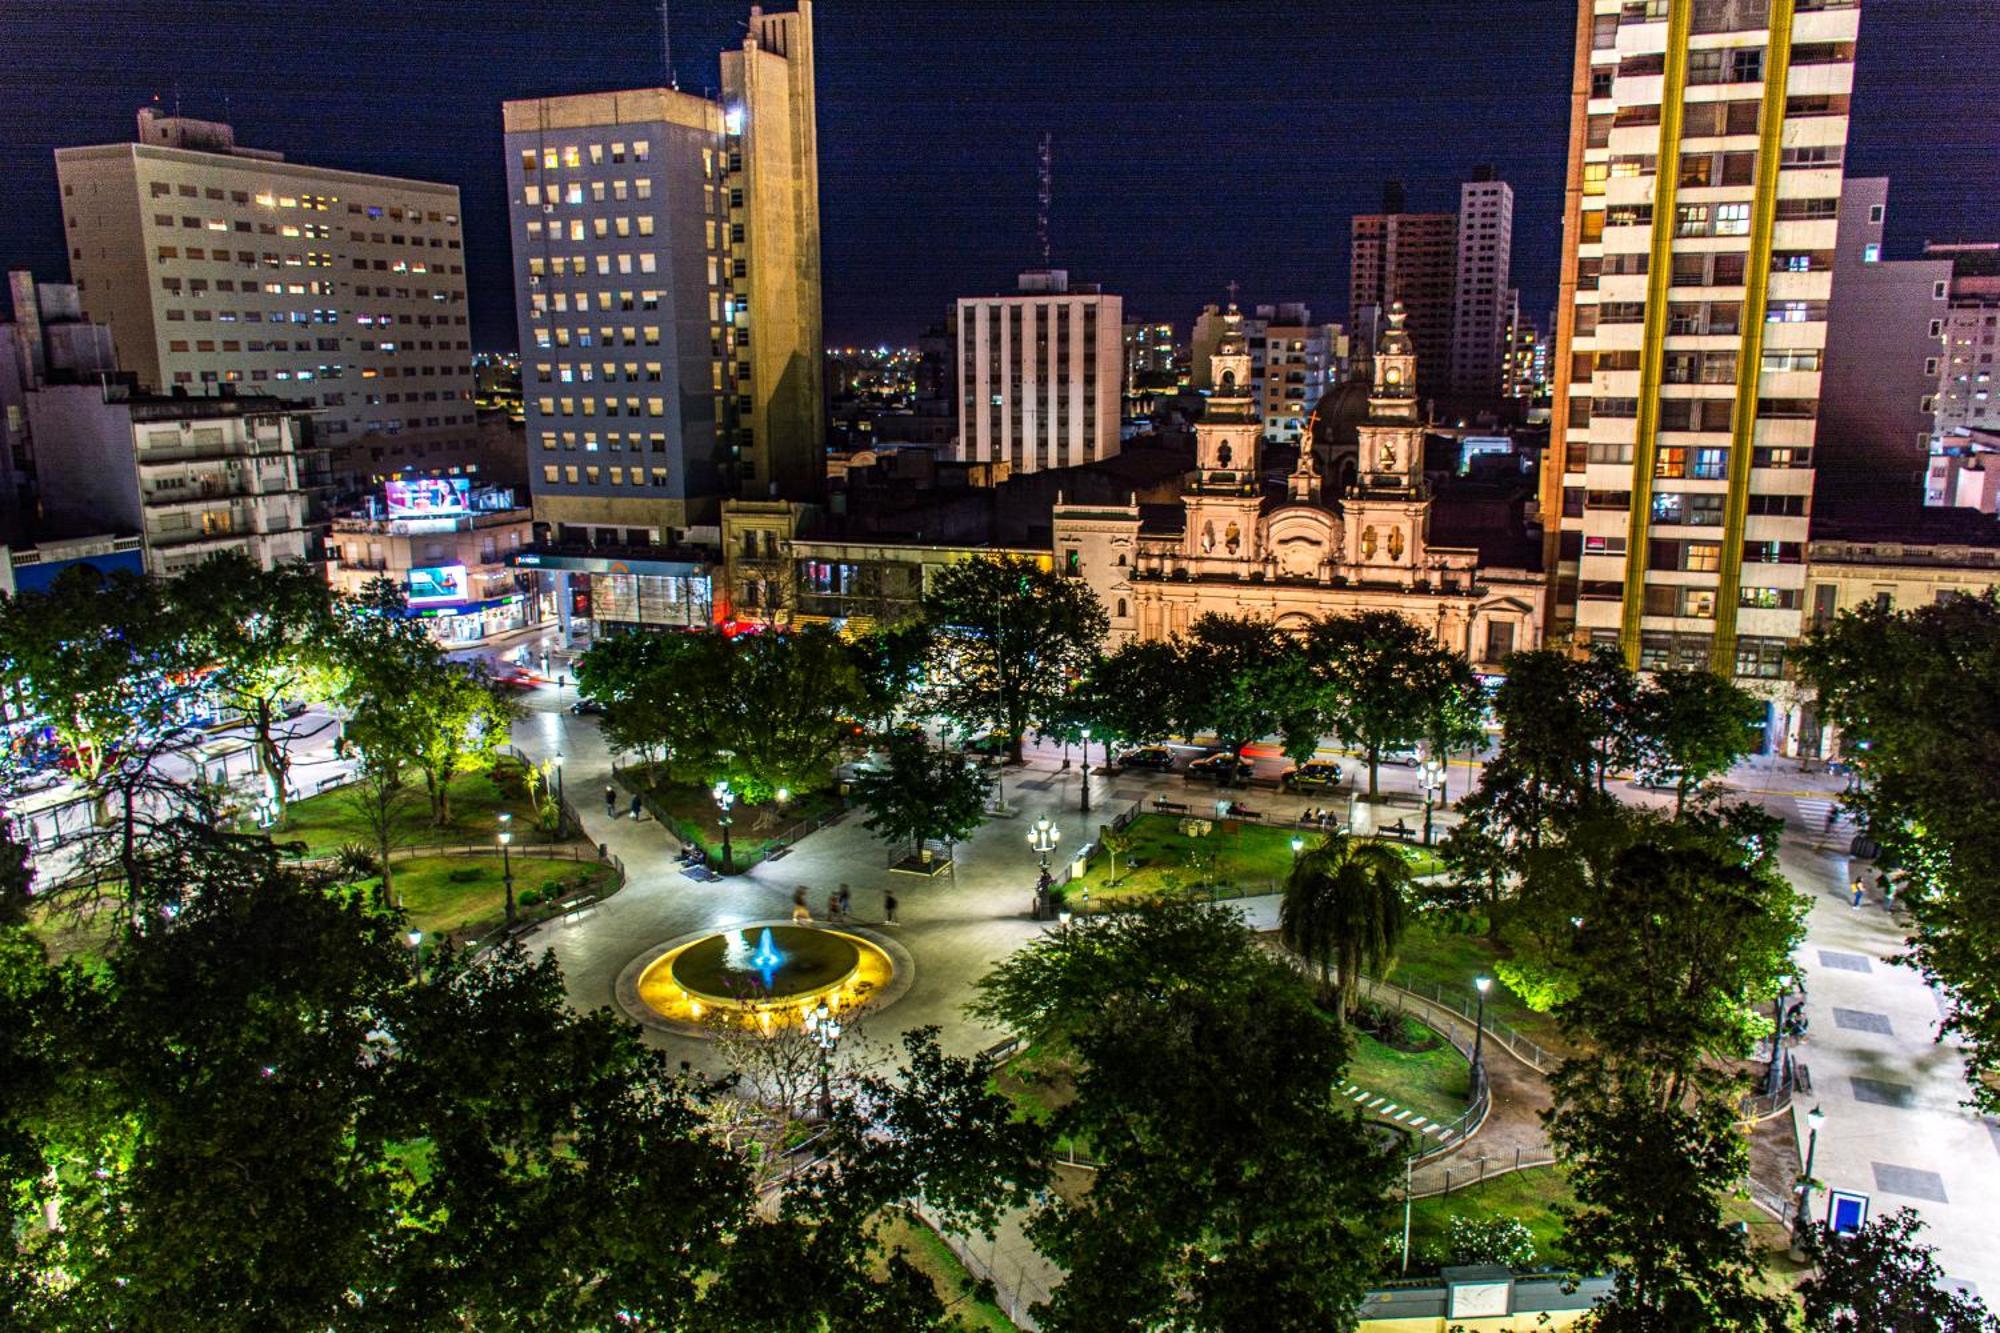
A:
605 786 616 818
883 889 899 925
1825 805 1839 833
836 883 852 922
826 889 841 923
1880 873 1897 912
629 793 642 820
1850 876 1865 909
792 885 811 925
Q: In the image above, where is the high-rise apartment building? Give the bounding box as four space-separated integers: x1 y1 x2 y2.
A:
1351 192 1456 391
55 109 476 474
1450 174 1516 397
31 385 313 577
1930 243 2000 439
1189 301 1345 443
956 270 1122 474
1545 0 1860 680
1815 179 1952 505
1122 321 1176 385
503 1 823 545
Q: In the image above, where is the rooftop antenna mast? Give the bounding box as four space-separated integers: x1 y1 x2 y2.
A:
1036 132 1052 267
660 0 678 89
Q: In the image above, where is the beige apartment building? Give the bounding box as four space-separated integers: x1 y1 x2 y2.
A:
55 109 476 470
1544 0 1860 682
956 270 1124 475
326 498 542 646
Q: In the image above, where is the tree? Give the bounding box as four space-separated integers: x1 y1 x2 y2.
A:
1098 824 1133 886
1531 807 1804 1105
1308 611 1478 798
973 903 1394 1332
1073 637 1201 749
1792 594 2000 1112
852 728 991 863
1181 613 1296 755
848 622 934 730
1548 1056 1790 1332
1800 1208 2000 1333
1278 830 1412 1017
334 596 439 903
1633 668 1763 813
405 660 518 827
577 627 866 801
175 553 348 825
1448 648 1630 868
923 555 1107 763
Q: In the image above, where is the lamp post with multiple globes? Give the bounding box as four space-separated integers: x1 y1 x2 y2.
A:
497 812 516 925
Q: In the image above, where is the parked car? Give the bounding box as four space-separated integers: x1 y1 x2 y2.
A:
1115 745 1176 771
569 697 607 716
1378 748 1422 768
1186 752 1252 784
1280 759 1343 791
493 669 538 692
962 731 1011 757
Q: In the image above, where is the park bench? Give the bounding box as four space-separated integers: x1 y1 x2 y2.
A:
1223 806 1262 822
1378 818 1417 841
1152 797 1190 816
557 893 599 923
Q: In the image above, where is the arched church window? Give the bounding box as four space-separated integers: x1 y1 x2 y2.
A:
1225 522 1241 554
1116 598 1127 617
1216 442 1232 468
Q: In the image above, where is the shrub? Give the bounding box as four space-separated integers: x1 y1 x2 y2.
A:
334 844 381 881
1446 1215 1536 1270
518 888 543 908
447 865 485 884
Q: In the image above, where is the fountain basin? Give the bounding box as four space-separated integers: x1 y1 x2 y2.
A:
635 925 894 1026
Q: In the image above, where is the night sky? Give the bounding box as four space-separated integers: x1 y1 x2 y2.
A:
1 1 1994 349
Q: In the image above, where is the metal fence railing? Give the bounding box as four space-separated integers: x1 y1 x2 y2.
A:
1355 973 1557 1075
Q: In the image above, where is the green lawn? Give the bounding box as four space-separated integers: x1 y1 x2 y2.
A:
271 761 552 858
1070 814 1441 907
637 778 844 869
364 854 618 939
1400 1165 1805 1288
876 1212 1018 1333
1377 917 1569 1055
1348 1026 1472 1128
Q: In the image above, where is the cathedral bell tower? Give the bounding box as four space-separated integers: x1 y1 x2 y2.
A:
1185 303 1265 569
1342 300 1431 582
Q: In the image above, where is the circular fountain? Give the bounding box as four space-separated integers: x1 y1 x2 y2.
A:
629 924 898 1030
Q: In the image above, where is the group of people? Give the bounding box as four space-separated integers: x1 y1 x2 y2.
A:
1297 807 1339 829
791 883 898 927
1849 871 1898 911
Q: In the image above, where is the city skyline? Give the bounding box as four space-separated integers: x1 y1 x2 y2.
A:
1 1 1993 348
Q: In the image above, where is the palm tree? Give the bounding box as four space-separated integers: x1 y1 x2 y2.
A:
1279 831 1412 1019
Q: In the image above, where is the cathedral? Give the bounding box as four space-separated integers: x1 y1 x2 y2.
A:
1053 302 1544 665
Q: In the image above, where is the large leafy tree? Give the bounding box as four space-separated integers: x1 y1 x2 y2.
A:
404 660 518 827
1180 613 1298 755
0 567 211 899
334 591 442 901
1632 668 1763 813
1530 807 1804 1105
1308 611 1479 797
577 627 866 801
851 728 991 862
1792 594 2000 1111
971 903 1394 1331
1800 1208 2000 1333
1548 1056 1790 1332
1278 830 1412 1017
1073 637 1200 749
924 555 1107 762
174 553 349 825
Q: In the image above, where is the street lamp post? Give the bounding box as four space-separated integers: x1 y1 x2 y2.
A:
1472 974 1492 1075
1080 727 1092 814
406 928 423 980
497 813 516 925
1795 1105 1827 1246
1291 835 1305 857
1421 757 1446 845
1029 815 1061 919
805 1000 843 1119
713 779 736 873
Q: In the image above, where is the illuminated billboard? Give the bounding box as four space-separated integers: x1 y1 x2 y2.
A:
384 477 469 517
407 565 469 606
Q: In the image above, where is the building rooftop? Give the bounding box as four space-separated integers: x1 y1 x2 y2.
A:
1810 498 2000 551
